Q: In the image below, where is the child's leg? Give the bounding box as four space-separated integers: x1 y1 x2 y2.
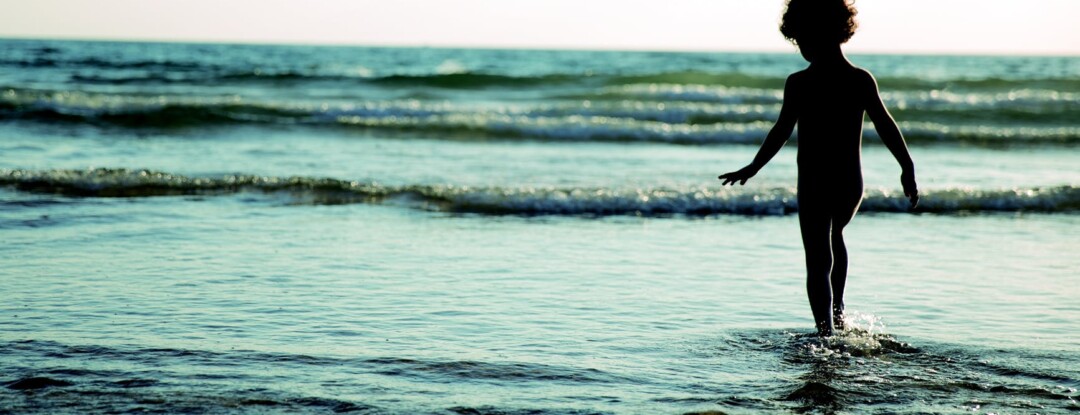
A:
829 195 862 330
799 206 835 336
830 227 848 328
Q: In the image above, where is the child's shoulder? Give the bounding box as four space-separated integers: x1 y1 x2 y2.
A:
784 69 810 89
817 66 880 88
851 66 877 83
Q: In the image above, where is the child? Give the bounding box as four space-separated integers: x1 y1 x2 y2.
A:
718 0 918 336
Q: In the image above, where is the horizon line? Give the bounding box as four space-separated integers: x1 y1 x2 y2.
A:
2 35 1078 58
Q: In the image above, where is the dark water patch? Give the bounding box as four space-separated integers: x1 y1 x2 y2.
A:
1 387 382 414
70 73 195 85
367 70 859 91
0 100 301 129
32 46 61 55
113 378 158 388
782 381 843 413
6 339 629 385
2 214 57 229
5 377 73 390
447 406 609 415
371 72 580 89
3 168 1078 217
980 360 1080 385
2 342 393 413
283 397 379 413
365 357 628 384
69 71 360 86
651 395 721 404
0 339 626 413
0 199 71 209
53 69 568 88
1 56 206 72
44 368 113 377
220 71 337 82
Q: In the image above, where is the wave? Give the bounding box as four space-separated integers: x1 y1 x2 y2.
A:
334 114 1080 145
597 83 1078 110
6 56 1074 92
370 72 580 88
333 114 775 144
62 70 768 89
69 71 358 85
2 89 1076 145
1 57 206 72
60 69 578 88
3 168 1076 216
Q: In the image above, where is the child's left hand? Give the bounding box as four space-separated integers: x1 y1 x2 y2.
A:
901 170 919 209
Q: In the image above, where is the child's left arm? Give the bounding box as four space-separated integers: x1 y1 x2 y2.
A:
863 70 919 208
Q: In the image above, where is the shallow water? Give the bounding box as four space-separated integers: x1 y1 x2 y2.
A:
2 199 1078 413
1 39 1078 414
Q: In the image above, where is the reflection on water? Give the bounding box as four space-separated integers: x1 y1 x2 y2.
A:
683 314 1078 414
786 358 842 414
781 315 910 414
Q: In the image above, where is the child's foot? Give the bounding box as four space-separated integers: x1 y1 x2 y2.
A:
833 312 846 331
816 321 834 337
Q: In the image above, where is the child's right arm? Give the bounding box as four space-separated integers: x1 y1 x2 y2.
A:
863 71 919 208
719 74 799 185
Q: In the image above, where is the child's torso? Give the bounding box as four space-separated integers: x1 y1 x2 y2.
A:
791 67 867 182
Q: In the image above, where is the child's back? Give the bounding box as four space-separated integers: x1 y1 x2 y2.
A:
789 65 868 179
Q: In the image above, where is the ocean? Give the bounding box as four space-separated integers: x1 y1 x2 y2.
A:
0 39 1077 414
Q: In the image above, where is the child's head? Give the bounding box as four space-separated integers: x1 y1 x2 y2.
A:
780 0 858 47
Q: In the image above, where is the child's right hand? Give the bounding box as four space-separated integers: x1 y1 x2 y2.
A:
901 170 919 209
718 165 759 186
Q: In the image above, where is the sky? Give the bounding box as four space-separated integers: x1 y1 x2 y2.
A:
1 0 1077 55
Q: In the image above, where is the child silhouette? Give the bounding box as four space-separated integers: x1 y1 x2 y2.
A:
718 0 918 336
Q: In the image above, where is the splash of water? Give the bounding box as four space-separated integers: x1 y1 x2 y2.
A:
799 312 917 361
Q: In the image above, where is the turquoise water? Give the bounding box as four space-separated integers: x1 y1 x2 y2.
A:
1 39 1078 414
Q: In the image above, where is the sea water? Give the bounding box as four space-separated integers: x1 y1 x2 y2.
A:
0 39 1077 414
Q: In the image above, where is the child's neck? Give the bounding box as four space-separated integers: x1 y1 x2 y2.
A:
807 45 851 69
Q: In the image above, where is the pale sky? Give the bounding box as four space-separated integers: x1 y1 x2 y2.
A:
1 0 1077 55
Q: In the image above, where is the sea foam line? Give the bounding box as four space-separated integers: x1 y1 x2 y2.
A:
3 88 1075 145
2 168 1076 216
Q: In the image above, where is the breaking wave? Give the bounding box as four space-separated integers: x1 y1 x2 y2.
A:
2 88 1076 145
2 168 1076 216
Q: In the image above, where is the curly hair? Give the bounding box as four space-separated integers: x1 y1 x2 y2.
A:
780 0 858 45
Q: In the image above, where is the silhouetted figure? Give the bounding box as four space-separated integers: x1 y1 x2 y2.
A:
719 0 918 336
